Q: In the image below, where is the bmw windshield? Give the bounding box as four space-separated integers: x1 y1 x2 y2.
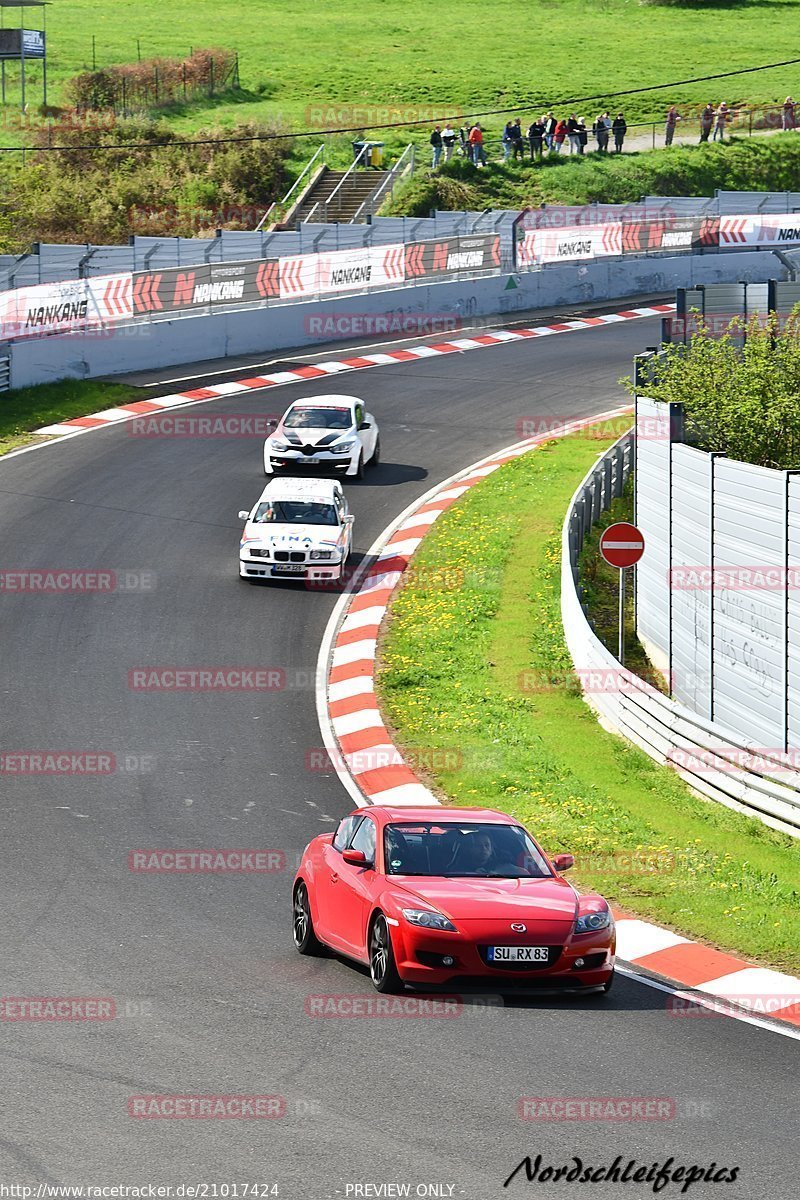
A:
383 822 553 878
252 501 339 526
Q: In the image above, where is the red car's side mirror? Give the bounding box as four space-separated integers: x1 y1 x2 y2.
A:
552 853 574 873
342 848 372 868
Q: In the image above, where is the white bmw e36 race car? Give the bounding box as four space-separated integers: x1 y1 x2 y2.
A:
238 476 354 583
263 394 380 479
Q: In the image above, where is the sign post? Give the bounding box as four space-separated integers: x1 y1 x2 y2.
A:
599 521 645 666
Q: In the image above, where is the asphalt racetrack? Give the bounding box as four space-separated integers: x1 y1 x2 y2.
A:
0 312 794 1198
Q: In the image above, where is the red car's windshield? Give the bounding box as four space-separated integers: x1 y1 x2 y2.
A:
383 822 553 878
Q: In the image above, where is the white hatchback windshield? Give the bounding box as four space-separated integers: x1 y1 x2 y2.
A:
283 407 351 430
253 501 339 526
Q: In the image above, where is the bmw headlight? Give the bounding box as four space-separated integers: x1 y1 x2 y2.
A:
574 908 612 934
402 908 457 932
310 550 334 561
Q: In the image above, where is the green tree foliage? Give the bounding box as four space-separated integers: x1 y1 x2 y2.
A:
631 313 800 469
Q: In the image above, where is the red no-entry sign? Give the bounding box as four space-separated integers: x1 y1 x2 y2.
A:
600 522 645 569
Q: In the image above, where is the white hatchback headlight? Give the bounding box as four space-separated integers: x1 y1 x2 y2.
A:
269 438 289 451
333 440 355 454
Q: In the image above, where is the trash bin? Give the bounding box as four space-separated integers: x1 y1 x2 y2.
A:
352 140 367 163
370 142 384 167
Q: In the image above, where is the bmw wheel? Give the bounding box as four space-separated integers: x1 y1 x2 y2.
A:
293 881 324 956
369 913 402 993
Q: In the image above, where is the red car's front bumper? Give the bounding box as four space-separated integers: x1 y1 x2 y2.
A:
389 920 615 991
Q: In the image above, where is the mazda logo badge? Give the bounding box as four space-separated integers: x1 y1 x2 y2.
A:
511 922 526 932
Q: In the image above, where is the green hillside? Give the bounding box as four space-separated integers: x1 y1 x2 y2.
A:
5 0 800 146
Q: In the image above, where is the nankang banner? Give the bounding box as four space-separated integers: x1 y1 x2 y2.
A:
0 274 131 340
720 213 800 249
404 235 501 279
132 259 281 314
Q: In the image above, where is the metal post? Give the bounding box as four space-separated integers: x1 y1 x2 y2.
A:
21 30 25 113
618 568 626 665
92 35 96 72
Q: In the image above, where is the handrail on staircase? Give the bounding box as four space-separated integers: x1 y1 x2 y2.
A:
256 144 326 231
351 143 415 224
321 143 371 222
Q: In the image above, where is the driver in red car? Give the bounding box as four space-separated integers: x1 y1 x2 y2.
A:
449 831 495 874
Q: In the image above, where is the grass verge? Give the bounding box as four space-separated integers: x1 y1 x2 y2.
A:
376 424 800 974
0 379 146 456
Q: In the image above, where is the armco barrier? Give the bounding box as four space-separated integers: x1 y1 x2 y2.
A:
562 433 800 838
2 248 785 390
0 236 503 341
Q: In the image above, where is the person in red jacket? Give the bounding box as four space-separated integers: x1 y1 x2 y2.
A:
468 123 487 167
553 119 568 153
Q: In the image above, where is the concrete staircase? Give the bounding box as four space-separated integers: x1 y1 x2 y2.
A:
289 166 386 225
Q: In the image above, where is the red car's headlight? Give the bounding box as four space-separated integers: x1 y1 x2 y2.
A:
574 908 612 934
401 908 458 933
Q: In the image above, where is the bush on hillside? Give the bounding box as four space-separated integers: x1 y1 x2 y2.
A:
0 118 291 249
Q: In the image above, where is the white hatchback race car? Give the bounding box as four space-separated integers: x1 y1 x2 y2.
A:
238 476 354 583
263 394 380 479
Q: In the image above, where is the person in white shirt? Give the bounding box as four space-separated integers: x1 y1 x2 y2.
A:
441 124 457 161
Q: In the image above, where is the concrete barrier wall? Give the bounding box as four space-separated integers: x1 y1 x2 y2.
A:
7 249 783 390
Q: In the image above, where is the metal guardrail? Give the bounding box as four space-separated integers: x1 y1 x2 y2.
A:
0 356 10 392
257 144 326 231
562 430 800 838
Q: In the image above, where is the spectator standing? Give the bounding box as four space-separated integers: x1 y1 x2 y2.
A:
441 123 457 161
713 102 729 141
699 103 714 143
527 116 545 161
459 125 470 157
665 105 680 146
783 97 796 131
502 120 515 160
511 117 525 160
567 113 580 154
612 112 627 153
553 118 568 153
469 122 487 167
543 111 556 150
577 118 588 154
594 112 610 152
430 125 443 168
